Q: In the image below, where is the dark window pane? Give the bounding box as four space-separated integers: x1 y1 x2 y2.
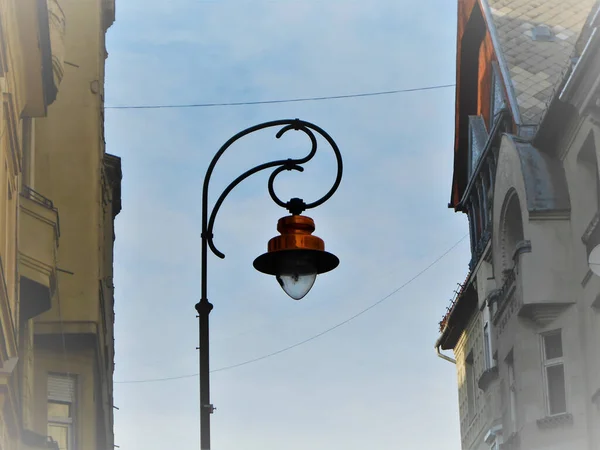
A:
469 116 488 176
492 71 505 119
547 364 566 415
544 332 563 359
467 363 475 418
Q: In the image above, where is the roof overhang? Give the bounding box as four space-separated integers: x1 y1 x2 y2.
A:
437 280 478 351
104 154 122 217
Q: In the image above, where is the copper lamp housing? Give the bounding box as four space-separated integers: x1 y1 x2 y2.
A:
253 215 339 299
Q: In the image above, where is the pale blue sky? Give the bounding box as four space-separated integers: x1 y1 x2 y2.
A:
105 1 468 448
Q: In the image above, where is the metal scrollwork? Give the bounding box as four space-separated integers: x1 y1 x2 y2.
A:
202 118 343 260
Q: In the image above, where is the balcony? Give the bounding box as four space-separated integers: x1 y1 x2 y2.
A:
19 187 59 321
492 238 572 329
47 0 66 90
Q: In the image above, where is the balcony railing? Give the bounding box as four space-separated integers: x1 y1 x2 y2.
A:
22 185 55 210
462 110 510 271
21 186 60 237
439 274 471 332
470 228 491 270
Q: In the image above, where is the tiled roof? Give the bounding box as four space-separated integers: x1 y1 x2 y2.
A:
487 0 595 125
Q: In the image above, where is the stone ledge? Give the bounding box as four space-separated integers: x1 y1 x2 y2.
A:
478 366 499 391
536 413 574 429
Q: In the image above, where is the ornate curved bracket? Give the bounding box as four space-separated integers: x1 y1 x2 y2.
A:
201 118 343 260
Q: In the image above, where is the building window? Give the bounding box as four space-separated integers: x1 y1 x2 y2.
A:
21 118 34 187
484 323 493 369
468 115 489 178
47 374 76 450
542 331 567 415
490 63 506 123
466 351 476 421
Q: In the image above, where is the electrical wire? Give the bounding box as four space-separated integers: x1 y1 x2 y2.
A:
105 84 455 110
114 234 468 384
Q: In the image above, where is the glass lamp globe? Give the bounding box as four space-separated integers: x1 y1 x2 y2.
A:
253 215 339 300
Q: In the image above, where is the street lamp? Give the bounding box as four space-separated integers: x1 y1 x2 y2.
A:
196 119 343 450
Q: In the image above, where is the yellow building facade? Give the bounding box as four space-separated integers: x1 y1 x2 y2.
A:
0 1 120 449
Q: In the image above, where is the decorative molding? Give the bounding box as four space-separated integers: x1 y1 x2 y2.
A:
528 209 572 220
495 291 521 338
536 413 574 429
519 303 573 327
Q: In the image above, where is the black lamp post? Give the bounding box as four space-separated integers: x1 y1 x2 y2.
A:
196 119 343 450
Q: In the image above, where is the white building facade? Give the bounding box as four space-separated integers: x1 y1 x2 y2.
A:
436 1 600 449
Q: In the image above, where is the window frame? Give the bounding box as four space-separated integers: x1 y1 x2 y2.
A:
47 374 77 450
48 401 73 450
466 351 477 422
541 330 567 416
483 322 493 370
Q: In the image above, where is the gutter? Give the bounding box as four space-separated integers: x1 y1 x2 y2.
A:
479 0 523 126
435 339 457 364
559 28 599 103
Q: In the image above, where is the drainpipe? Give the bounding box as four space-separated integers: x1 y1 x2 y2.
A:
436 342 456 364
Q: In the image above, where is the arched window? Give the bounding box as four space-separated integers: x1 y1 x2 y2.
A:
500 191 524 273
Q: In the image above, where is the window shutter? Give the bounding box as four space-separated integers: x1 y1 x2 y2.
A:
48 374 76 403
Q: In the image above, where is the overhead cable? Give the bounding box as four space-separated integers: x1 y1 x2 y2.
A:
114 234 468 384
105 83 455 110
